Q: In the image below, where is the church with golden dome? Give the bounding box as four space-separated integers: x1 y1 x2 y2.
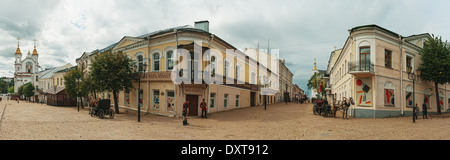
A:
13 38 41 93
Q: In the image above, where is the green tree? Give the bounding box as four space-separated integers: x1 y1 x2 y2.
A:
418 35 450 114
64 66 86 108
18 85 24 98
23 82 35 101
90 50 136 114
307 72 326 98
8 86 14 94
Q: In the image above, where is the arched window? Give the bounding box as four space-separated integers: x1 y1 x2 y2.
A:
251 72 256 84
384 81 395 106
166 50 174 71
424 88 431 109
210 56 216 76
439 91 444 109
137 55 144 72
235 64 241 81
153 53 160 71
224 60 230 77
405 85 413 108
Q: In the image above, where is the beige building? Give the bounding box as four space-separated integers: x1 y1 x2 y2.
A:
278 59 293 102
77 21 280 117
330 25 450 118
36 63 73 103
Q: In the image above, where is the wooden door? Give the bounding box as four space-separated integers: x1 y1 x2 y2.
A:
250 92 256 106
186 95 198 116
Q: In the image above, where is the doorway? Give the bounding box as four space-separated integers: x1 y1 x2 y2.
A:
186 95 199 116
250 92 256 106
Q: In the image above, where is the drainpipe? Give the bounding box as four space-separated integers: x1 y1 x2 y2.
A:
399 35 404 115
174 29 178 117
208 34 214 114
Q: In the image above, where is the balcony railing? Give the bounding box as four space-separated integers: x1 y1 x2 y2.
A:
348 60 374 75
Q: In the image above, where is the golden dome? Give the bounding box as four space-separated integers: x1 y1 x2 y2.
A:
15 37 21 54
32 40 38 55
15 46 22 54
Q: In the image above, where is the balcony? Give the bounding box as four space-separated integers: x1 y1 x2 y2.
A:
348 60 374 77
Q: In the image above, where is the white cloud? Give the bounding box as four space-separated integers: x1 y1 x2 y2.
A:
0 0 449 96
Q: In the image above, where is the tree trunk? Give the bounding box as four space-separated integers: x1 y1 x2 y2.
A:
113 90 120 114
435 81 441 115
80 97 84 109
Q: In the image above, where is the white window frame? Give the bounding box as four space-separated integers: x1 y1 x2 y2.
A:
210 93 216 108
166 90 175 113
152 90 160 110
224 94 229 108
153 53 160 72
235 95 240 108
166 50 174 71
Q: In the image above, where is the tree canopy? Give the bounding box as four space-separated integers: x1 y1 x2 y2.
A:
418 35 450 114
307 72 326 98
89 50 136 114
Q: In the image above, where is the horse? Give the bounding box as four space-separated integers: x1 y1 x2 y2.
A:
335 97 355 119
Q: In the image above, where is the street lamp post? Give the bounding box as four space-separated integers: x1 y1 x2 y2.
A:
407 66 420 123
133 62 147 122
75 78 81 112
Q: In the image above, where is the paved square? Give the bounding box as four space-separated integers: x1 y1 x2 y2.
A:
0 100 449 140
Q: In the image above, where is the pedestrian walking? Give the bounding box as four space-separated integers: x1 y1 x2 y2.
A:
183 99 189 126
422 101 428 119
200 98 207 119
414 103 419 120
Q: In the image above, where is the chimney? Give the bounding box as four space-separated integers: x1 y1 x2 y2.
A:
194 20 209 32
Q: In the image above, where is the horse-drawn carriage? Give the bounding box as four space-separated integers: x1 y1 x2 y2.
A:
89 99 115 119
313 97 354 119
313 99 334 118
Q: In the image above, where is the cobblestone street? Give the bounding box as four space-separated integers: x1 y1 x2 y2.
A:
0 99 449 140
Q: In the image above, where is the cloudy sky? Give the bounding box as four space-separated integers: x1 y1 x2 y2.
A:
1 0 450 94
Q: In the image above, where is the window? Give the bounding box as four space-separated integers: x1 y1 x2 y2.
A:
385 49 392 68
384 81 395 106
224 60 230 77
251 72 256 84
406 55 413 71
224 94 229 108
235 65 241 81
153 53 160 71
124 92 130 106
236 95 240 108
153 90 160 110
360 47 371 70
137 55 144 72
210 56 216 76
189 52 199 81
210 93 216 108
57 78 59 86
136 90 143 108
405 85 413 108
166 91 175 112
167 51 174 71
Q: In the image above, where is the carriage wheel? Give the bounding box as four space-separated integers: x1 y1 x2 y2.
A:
98 110 105 119
109 109 115 119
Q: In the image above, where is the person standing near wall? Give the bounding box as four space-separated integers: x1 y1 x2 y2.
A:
422 101 428 119
183 99 190 126
200 98 207 119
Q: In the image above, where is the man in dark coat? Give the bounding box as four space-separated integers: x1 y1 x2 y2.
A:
183 99 190 126
422 101 428 119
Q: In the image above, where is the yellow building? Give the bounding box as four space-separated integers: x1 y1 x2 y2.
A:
330 25 450 118
77 21 280 117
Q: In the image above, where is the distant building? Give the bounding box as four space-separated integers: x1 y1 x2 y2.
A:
13 39 40 93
